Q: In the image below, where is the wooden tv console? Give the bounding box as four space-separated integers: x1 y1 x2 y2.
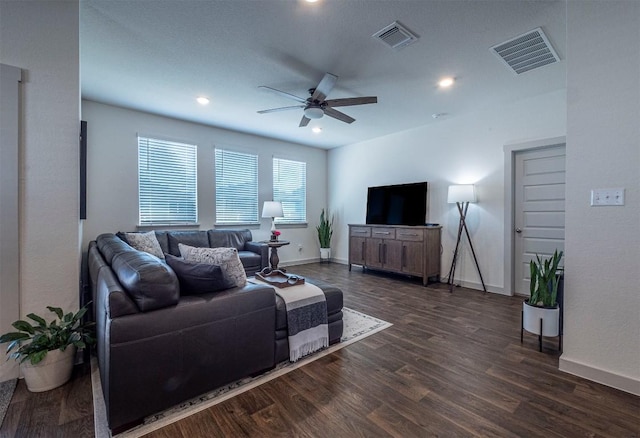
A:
348 224 441 286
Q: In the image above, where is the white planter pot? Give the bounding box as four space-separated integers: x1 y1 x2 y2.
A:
21 346 76 392
320 247 331 261
523 300 560 337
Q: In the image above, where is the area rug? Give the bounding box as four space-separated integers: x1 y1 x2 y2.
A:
93 307 391 438
0 378 17 428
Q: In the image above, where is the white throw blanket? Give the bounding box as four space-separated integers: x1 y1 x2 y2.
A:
275 283 329 362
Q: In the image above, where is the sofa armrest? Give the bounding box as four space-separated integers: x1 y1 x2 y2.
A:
245 241 269 270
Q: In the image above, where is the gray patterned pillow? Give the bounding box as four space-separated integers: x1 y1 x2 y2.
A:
125 231 165 260
179 244 247 287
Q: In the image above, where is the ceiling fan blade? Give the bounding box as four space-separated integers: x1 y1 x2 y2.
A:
258 86 307 104
299 116 311 127
324 96 377 108
311 73 338 102
324 107 355 124
257 105 305 114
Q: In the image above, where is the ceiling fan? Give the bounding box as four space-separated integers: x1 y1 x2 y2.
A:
257 72 377 127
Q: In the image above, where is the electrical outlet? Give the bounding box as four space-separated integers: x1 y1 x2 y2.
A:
590 188 625 206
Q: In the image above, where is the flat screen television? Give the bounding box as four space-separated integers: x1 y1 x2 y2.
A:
366 182 428 226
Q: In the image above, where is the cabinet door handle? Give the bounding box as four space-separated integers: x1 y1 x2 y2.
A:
402 246 406 267
353 230 368 234
378 243 382 263
361 241 365 257
374 231 390 235
383 243 387 264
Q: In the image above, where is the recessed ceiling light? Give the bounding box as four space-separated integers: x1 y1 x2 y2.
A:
438 77 455 88
312 127 322 134
196 96 210 105
305 0 319 3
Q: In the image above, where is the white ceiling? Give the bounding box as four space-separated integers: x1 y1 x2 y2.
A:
80 0 566 149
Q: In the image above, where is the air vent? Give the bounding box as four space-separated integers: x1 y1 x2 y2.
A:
491 27 560 75
372 21 419 50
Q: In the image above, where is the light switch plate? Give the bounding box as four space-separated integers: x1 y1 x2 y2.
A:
590 188 625 206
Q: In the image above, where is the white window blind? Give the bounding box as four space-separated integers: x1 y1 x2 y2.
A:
273 157 307 224
215 148 259 224
138 136 197 225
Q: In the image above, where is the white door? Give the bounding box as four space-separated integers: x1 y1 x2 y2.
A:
514 145 566 296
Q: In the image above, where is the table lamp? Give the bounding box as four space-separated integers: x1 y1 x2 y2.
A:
262 201 283 233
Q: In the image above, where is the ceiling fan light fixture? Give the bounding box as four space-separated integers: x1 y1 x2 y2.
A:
304 106 324 119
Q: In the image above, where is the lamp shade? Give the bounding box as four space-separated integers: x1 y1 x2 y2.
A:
447 185 477 203
262 201 283 218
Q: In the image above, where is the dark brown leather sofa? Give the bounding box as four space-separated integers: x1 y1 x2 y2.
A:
87 230 343 433
117 228 268 276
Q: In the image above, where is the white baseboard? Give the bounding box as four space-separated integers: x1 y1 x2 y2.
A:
280 257 321 267
282 258 349 267
559 356 640 396
448 278 505 295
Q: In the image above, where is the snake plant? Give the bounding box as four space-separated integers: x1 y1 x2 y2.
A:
529 249 564 308
316 209 333 248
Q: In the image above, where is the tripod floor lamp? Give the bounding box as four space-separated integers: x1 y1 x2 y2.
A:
446 184 487 293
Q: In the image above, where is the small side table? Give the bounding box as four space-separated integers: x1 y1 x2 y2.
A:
262 240 290 271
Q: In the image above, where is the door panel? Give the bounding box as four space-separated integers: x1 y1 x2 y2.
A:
365 238 383 268
524 211 565 228
514 145 566 295
383 239 402 272
402 241 423 276
349 236 366 266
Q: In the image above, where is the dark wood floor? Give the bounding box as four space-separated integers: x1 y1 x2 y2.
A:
2 263 638 437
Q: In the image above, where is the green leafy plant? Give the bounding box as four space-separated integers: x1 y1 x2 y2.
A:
316 208 333 248
529 250 564 308
0 305 95 365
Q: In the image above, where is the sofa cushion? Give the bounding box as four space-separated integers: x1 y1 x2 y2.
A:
124 231 165 259
97 233 136 264
167 231 209 256
207 229 252 250
153 231 170 255
165 254 231 295
111 250 179 312
238 251 262 269
179 244 247 287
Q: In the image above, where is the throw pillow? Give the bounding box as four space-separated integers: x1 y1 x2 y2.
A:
165 254 231 295
179 244 247 287
125 231 165 259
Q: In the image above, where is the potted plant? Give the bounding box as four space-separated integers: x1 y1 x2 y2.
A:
316 208 333 262
523 249 564 342
0 304 95 392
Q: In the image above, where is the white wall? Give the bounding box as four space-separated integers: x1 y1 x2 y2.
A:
0 4 81 315
560 1 640 395
81 101 327 264
0 64 22 381
0 1 81 381
328 89 566 293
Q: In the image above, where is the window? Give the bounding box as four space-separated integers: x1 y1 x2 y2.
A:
273 157 307 224
138 136 197 225
215 148 259 224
